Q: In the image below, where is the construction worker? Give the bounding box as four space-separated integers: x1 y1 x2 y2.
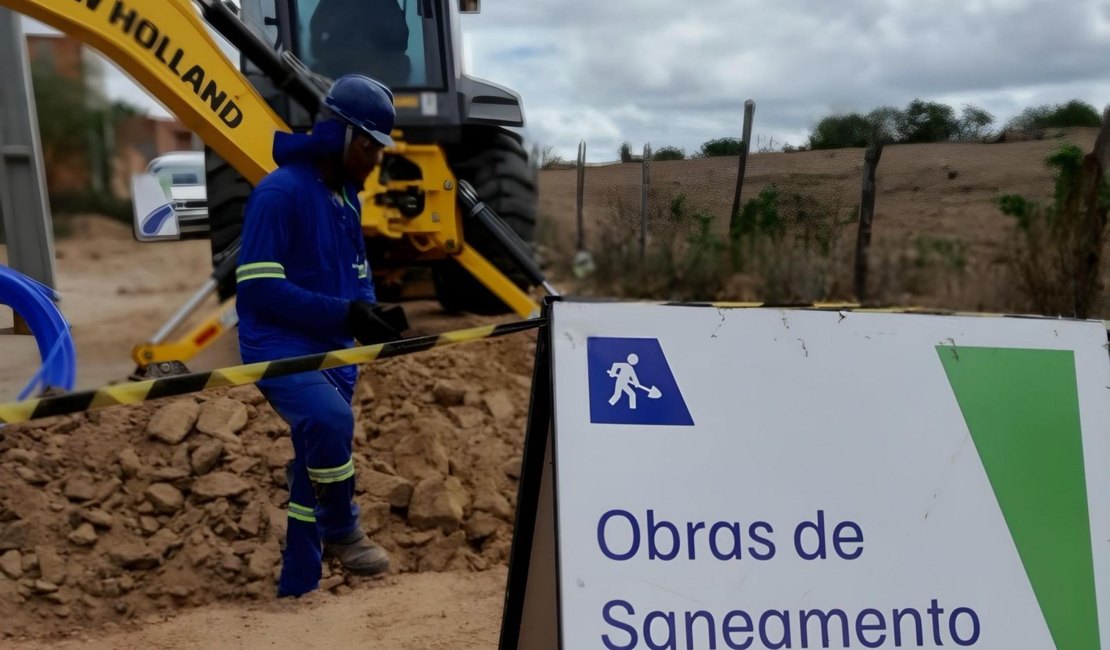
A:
235 74 401 597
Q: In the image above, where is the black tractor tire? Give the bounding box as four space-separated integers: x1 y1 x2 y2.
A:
204 147 253 300
434 129 538 315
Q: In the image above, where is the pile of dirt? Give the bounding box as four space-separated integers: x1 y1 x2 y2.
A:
0 330 537 638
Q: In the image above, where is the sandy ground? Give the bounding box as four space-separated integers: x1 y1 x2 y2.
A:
1 218 522 647
9 570 508 650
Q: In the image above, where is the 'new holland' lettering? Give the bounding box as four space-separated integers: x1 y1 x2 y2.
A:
77 0 243 128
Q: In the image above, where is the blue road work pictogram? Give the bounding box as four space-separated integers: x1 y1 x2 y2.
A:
586 337 693 426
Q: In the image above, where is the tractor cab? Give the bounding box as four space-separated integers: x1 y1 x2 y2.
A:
237 0 522 144
294 0 436 89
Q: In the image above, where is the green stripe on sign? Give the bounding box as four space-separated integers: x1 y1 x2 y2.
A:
937 346 1099 650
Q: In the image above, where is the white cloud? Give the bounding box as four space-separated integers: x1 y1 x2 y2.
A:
464 0 1110 160
20 2 1110 163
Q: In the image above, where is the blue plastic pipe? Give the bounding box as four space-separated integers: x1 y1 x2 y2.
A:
0 264 76 398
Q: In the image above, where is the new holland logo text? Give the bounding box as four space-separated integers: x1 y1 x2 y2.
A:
75 0 244 128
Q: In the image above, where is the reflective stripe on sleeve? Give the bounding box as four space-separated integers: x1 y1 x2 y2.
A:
288 502 316 523
307 458 355 484
236 262 286 283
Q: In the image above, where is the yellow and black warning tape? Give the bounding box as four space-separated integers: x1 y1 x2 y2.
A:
0 319 544 425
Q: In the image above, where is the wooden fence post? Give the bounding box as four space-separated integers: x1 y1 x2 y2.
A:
641 144 652 262
729 100 756 225
1075 108 1110 318
575 141 586 252
853 142 884 301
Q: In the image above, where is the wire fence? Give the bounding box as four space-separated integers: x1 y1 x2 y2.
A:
537 107 1110 318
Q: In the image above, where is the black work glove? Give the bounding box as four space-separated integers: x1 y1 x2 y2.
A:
346 301 409 345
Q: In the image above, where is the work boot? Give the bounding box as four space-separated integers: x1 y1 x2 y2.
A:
325 529 391 577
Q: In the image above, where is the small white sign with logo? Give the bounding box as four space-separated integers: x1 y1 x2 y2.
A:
548 301 1110 650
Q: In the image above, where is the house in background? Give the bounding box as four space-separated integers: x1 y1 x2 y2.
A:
25 33 200 202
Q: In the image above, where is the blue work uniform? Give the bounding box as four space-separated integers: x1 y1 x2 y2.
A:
235 124 375 597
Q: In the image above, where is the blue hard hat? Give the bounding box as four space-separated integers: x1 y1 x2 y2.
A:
322 74 396 148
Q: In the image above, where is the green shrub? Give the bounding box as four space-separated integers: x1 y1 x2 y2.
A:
727 184 855 302
577 186 854 304
997 144 1109 317
729 185 783 269
1005 100 1103 132
651 146 686 161
697 138 744 157
913 236 968 272
896 99 959 144
808 101 993 148
808 113 873 149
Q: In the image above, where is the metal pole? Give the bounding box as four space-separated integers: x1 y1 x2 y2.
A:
729 100 756 224
0 9 56 289
575 141 585 251
640 143 651 263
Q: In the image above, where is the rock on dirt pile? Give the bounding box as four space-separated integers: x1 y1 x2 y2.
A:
0 332 536 637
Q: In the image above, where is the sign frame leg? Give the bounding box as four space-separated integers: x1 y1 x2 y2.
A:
499 302 561 650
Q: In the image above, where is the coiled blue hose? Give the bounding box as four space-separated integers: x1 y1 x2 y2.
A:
0 264 76 399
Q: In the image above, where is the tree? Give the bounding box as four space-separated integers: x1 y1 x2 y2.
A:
540 145 565 169
30 61 95 185
1042 100 1102 128
1005 100 1103 133
866 106 901 143
956 104 994 141
29 61 139 196
698 137 744 157
652 146 685 161
1005 105 1053 133
618 141 633 163
808 113 873 150
896 99 959 143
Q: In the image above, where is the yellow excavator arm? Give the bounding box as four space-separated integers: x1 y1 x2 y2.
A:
10 0 281 185
5 0 540 372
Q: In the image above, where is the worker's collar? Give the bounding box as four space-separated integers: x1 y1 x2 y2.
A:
272 119 347 167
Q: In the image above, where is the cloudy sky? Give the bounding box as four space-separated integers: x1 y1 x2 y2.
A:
23 0 1110 162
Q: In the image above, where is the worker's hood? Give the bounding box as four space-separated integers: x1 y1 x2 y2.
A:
272 118 347 166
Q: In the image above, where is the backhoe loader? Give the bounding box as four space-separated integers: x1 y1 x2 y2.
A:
5 0 544 376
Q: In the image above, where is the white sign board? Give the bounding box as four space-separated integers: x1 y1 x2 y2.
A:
549 302 1110 650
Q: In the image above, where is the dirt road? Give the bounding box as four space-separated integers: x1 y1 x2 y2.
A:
9 570 508 650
